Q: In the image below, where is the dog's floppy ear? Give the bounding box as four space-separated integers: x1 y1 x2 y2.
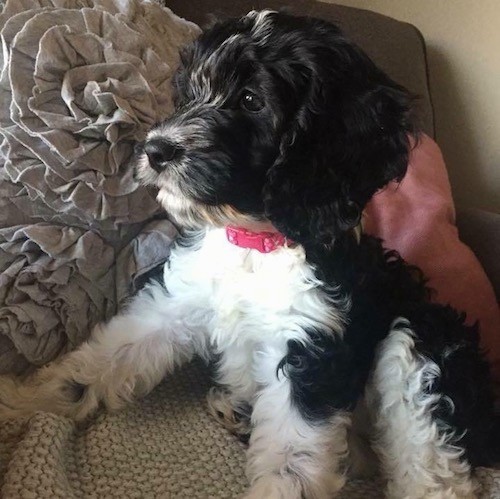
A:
263 17 416 248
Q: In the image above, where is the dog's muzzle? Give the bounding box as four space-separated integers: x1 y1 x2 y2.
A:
144 138 184 173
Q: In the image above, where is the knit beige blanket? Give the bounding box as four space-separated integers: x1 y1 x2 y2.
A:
0 361 499 498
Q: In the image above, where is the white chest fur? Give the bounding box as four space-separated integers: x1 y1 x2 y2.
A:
163 229 347 350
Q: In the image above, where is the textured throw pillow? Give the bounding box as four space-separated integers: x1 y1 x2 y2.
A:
364 134 500 382
0 0 200 373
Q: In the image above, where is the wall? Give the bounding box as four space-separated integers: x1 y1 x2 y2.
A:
322 0 500 212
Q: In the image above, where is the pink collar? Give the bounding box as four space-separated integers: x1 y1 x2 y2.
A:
225 226 291 253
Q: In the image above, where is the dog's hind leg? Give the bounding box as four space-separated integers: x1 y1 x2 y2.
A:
0 280 211 421
367 316 479 499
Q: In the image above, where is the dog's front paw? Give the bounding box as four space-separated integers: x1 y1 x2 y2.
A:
0 362 97 421
0 375 23 420
242 475 303 499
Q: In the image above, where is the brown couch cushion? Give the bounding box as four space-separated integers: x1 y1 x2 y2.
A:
165 0 434 136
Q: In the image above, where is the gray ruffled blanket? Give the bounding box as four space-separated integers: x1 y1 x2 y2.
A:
0 0 200 374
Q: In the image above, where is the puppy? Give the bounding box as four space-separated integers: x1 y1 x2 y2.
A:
1 10 499 499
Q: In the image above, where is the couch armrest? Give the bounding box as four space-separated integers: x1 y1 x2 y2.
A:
457 208 500 300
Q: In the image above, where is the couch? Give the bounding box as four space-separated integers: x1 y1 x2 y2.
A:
0 1 499 497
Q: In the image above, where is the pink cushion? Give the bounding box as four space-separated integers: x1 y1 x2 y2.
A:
364 134 500 381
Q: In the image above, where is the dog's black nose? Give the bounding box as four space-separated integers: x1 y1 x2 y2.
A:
144 138 181 172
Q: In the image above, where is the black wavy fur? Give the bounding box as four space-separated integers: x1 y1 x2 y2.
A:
285 235 500 467
151 11 500 468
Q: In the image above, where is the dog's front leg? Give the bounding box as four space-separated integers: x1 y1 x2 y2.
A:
244 343 350 499
0 280 211 421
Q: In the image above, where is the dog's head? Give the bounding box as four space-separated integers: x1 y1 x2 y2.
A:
136 10 416 247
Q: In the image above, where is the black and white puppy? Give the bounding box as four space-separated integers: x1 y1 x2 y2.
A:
1 10 499 498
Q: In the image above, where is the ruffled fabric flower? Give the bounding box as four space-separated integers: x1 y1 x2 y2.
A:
0 224 115 372
0 0 200 230
0 0 198 372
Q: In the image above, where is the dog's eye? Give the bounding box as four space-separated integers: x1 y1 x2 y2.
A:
240 91 264 112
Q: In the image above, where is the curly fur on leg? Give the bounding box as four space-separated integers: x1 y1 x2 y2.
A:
0 282 209 421
367 321 476 499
